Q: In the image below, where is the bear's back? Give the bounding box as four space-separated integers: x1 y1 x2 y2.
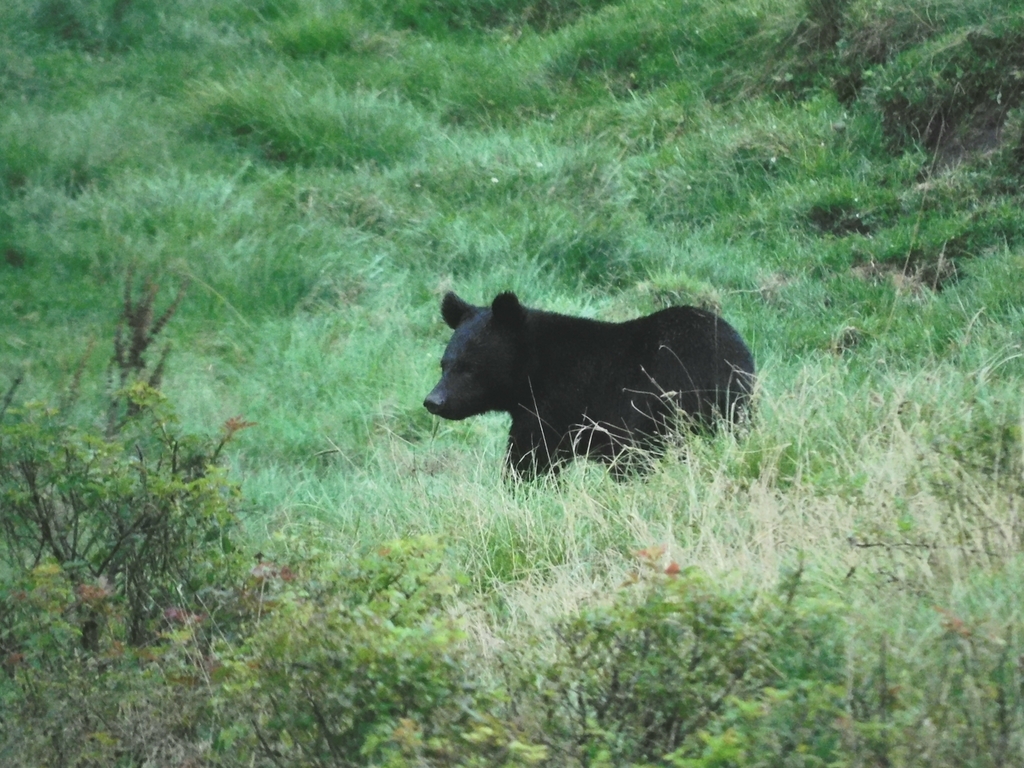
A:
646 306 753 370
638 306 754 422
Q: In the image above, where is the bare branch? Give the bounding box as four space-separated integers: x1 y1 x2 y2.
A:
0 372 23 421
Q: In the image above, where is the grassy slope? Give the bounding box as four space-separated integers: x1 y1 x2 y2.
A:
2 0 1024 661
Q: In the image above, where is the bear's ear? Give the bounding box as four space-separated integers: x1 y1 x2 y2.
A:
491 292 526 328
441 292 475 329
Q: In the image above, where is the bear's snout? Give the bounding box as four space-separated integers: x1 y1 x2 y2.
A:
424 382 473 420
423 387 446 416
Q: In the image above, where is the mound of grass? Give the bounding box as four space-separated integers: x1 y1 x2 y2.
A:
378 0 618 33
194 66 434 169
547 0 779 97
271 7 366 56
871 14 1024 159
0 95 171 198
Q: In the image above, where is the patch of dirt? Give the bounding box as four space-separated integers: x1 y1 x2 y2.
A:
756 272 792 306
926 109 1009 173
4 247 26 268
852 252 959 294
807 202 873 237
830 325 861 355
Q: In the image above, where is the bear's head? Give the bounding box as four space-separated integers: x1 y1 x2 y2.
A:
423 291 527 420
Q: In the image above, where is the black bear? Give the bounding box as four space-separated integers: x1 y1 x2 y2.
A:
424 291 755 479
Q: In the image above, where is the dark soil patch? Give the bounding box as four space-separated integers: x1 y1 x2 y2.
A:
852 250 959 293
4 247 26 268
807 202 873 236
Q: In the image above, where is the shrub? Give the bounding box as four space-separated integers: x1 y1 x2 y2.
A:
0 387 244 647
870 14 1024 155
0 274 243 647
0 561 223 766
0 272 249 764
509 554 848 766
215 536 546 767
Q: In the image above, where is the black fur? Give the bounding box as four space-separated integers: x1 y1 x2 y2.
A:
424 291 755 479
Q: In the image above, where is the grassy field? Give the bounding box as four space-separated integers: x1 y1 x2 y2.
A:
3 0 1024 764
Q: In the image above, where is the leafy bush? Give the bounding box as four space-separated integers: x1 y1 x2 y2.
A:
870 13 1024 154
507 554 848 766
215 536 546 767
0 273 250 764
0 386 244 647
0 561 223 766
0 274 242 647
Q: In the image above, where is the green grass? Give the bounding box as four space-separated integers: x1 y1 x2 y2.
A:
3 0 1024 763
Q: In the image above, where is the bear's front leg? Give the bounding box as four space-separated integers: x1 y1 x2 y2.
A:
505 422 560 480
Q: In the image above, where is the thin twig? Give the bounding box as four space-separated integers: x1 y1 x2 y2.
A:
0 373 23 421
